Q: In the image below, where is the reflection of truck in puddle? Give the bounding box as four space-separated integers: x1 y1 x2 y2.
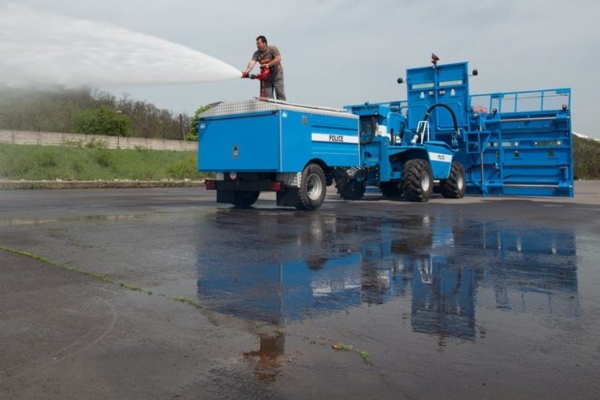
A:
196 212 578 376
198 210 578 380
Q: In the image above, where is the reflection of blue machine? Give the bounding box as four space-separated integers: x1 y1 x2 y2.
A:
363 218 478 338
477 225 579 315
409 258 477 340
196 215 578 341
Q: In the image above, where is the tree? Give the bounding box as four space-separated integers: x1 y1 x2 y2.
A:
0 88 84 132
186 104 214 141
0 87 190 139
73 105 131 136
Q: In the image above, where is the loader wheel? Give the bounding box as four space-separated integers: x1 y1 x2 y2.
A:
402 159 433 202
441 162 466 199
296 163 326 210
337 180 366 200
232 190 260 208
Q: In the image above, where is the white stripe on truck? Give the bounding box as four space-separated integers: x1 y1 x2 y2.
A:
428 152 453 163
311 133 359 144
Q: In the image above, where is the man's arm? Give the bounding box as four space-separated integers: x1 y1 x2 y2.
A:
265 55 281 68
242 60 257 77
265 46 282 68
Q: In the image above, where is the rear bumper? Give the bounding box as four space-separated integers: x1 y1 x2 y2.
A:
205 180 284 192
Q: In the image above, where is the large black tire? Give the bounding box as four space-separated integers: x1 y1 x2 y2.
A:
296 164 327 210
441 162 466 199
232 191 260 208
402 159 433 202
337 180 366 200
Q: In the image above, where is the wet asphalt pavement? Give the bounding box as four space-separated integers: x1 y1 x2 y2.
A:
1 182 600 400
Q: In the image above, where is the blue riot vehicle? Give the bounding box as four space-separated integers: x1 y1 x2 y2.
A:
198 100 360 210
198 56 574 209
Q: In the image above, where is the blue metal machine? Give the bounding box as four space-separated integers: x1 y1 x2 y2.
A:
339 56 573 199
198 55 574 209
198 100 359 210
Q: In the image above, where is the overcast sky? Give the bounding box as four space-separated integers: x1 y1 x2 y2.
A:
1 0 598 137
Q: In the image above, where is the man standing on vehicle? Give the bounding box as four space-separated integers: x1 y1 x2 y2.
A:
241 35 286 101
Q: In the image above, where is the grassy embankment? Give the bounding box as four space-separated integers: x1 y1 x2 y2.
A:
0 136 599 183
0 141 209 182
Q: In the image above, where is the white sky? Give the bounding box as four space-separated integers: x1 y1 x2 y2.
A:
1 0 598 137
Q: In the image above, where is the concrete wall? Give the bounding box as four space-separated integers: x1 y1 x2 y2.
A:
0 129 197 152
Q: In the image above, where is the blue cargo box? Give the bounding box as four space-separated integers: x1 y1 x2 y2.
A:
198 99 360 172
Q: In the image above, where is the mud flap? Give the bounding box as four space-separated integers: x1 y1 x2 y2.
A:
277 188 300 208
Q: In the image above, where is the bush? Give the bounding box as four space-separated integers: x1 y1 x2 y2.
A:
573 136 600 179
74 105 131 136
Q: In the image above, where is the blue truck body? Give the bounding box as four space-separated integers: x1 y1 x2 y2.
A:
198 100 360 210
198 57 574 210
198 100 359 173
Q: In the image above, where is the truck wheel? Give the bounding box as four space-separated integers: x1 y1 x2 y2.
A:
297 164 326 210
402 159 433 202
441 162 466 199
232 191 260 208
337 180 366 200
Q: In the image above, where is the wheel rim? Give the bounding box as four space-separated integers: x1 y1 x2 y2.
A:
457 174 465 191
306 173 323 200
421 173 431 192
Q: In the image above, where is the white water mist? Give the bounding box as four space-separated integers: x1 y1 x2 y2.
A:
0 4 241 89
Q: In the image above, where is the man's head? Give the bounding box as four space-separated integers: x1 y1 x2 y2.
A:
256 35 268 51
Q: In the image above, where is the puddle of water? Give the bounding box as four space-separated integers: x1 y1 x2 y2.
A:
196 213 583 338
188 210 600 388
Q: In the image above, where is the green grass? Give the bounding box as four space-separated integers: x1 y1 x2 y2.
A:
0 142 209 181
0 136 598 181
0 245 114 283
332 342 373 365
172 296 202 309
119 282 143 292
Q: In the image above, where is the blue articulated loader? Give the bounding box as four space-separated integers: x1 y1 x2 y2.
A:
336 54 574 201
198 55 574 210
